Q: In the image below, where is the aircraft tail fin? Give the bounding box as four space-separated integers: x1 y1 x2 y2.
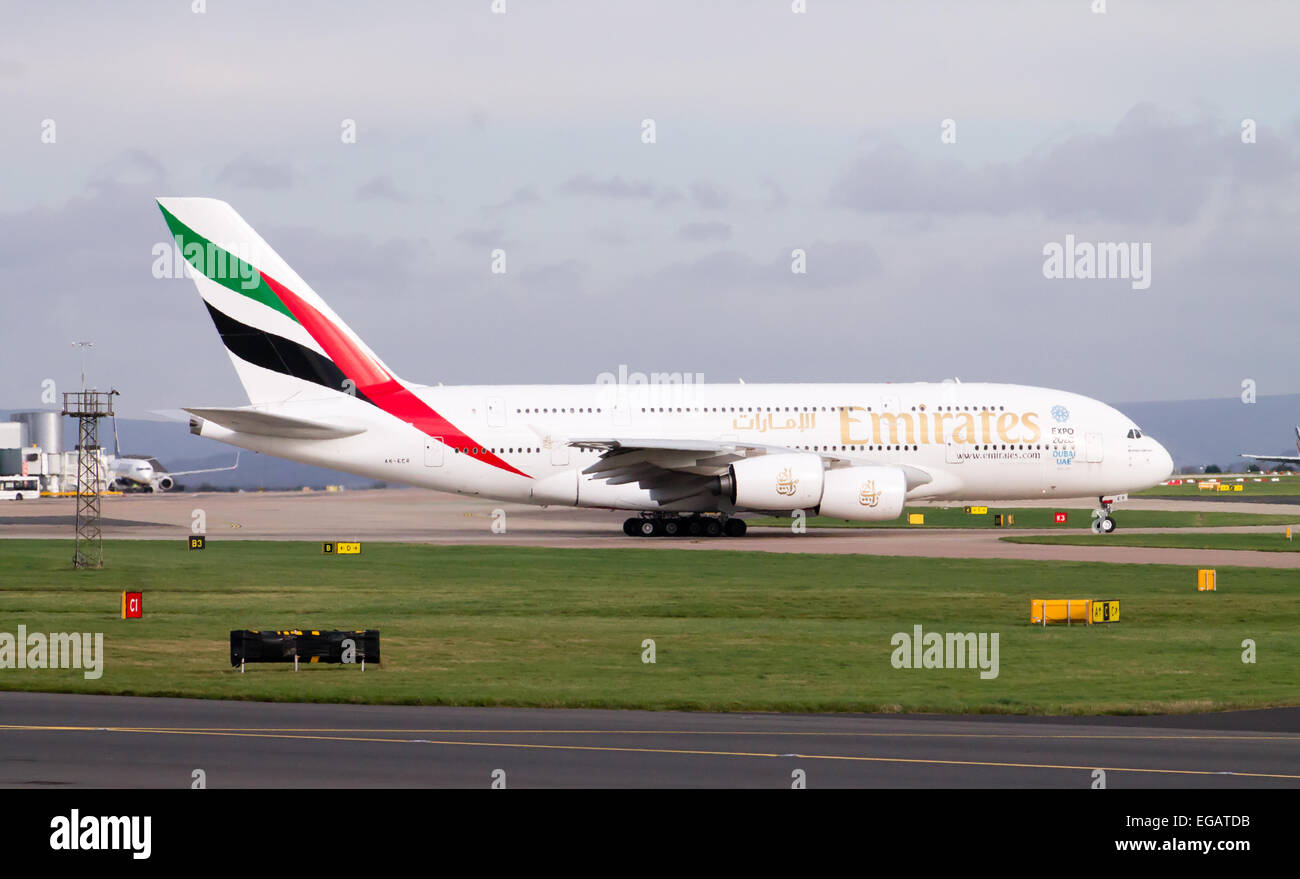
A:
156 197 401 407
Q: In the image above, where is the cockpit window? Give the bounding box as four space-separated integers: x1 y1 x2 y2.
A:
1126 428 1143 439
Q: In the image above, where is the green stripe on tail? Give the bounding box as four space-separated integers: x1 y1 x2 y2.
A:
157 201 297 323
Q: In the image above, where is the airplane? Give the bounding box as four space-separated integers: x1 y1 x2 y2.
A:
106 411 240 492
1240 427 1300 467
107 451 240 492
156 197 1174 536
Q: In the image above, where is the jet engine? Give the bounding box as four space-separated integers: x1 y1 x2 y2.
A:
723 453 824 510
720 454 908 522
817 465 906 521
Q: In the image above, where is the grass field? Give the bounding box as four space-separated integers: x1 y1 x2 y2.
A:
748 507 1300 530
1004 533 1300 553
1 539 1297 715
1135 476 1300 499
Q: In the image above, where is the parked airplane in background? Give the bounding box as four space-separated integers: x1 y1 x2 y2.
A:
107 451 240 492
157 198 1174 536
1240 427 1300 467
106 414 239 492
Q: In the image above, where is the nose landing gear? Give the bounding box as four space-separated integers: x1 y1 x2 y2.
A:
1091 497 1117 534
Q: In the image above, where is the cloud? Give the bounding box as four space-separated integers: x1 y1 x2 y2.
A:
560 174 656 199
456 227 506 248
831 105 1300 224
485 185 541 211
520 258 587 293
760 178 790 211
89 149 167 192
630 240 880 297
265 224 427 291
590 225 632 246
677 220 732 243
689 181 730 211
654 187 684 209
215 156 294 189
355 175 409 203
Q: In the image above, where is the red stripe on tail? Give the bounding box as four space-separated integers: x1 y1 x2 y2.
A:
261 271 531 479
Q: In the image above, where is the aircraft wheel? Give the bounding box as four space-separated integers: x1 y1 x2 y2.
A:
704 518 723 537
1101 516 1117 533
638 519 658 537
623 518 639 536
687 518 704 536
723 518 747 537
662 518 681 537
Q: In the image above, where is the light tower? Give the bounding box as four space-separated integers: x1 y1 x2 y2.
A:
62 349 118 567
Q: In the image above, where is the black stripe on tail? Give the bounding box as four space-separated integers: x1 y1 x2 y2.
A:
203 301 374 405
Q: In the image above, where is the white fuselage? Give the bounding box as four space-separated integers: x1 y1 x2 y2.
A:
192 380 1174 514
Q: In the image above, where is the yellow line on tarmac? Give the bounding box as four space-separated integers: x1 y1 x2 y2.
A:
2 725 1298 780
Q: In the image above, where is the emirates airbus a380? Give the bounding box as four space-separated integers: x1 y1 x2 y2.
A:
158 198 1174 537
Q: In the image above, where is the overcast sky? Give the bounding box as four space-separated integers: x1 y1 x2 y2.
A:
2 1 1298 417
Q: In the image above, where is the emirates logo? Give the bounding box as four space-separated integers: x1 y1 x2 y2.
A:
775 467 798 496
858 480 882 507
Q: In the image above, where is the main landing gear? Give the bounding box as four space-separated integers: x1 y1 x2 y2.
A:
1091 496 1117 534
622 514 746 538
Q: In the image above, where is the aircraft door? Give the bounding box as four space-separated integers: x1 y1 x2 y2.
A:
425 438 444 467
1085 432 1104 463
551 440 570 467
487 397 506 428
612 391 632 427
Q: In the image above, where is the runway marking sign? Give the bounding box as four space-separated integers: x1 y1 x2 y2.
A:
964 506 988 515
121 591 143 619
189 536 206 550
323 542 362 554
1090 599 1120 624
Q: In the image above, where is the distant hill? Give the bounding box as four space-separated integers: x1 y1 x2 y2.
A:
0 409 376 490
6 392 1298 485
1117 392 1299 473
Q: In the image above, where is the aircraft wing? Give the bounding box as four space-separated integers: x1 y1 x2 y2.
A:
569 437 931 490
570 437 760 485
167 451 241 478
1239 427 1300 465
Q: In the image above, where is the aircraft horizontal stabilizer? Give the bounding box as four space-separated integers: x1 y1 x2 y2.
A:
185 407 367 440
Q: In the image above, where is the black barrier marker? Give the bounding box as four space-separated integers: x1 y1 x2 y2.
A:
230 630 380 668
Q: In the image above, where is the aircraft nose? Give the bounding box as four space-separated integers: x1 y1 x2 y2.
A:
1153 441 1174 481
